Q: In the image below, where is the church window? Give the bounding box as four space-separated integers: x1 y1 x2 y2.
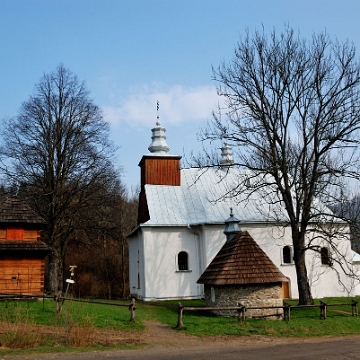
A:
282 246 292 264
178 251 189 271
321 247 331 265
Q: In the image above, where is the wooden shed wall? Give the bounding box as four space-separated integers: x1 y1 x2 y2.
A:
0 229 40 241
0 257 45 295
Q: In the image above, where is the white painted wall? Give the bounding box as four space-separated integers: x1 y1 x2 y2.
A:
128 222 355 300
129 227 203 300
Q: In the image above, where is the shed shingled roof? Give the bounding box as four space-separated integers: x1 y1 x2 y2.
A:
0 198 45 224
197 231 288 285
0 240 52 252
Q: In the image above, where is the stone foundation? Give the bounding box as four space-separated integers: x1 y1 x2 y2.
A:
204 283 283 319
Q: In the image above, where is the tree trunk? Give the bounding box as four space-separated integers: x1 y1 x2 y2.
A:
45 253 57 292
293 231 313 305
46 250 64 292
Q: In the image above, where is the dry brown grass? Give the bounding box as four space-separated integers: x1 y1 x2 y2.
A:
0 324 48 349
65 324 96 347
0 321 142 350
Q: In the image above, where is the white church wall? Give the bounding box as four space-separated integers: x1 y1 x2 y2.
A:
128 231 144 299
305 225 354 298
352 262 360 296
140 227 202 300
200 223 354 300
243 225 299 297
201 225 227 270
129 221 354 300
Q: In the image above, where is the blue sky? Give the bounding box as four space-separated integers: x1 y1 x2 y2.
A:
1 0 360 191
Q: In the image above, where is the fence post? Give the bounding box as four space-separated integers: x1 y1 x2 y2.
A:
237 303 241 322
176 302 184 328
284 304 291 321
351 300 358 317
54 290 62 313
320 301 327 320
237 303 246 321
129 297 136 322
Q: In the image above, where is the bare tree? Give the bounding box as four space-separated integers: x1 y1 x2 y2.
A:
201 27 360 305
66 178 138 298
332 193 360 253
0 64 118 292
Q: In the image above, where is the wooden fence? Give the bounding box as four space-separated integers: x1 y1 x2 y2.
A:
176 300 359 327
1 292 358 328
0 293 137 321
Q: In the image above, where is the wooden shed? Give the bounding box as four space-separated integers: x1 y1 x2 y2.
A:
197 230 288 319
0 197 51 295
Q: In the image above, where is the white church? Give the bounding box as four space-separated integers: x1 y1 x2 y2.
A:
128 119 360 301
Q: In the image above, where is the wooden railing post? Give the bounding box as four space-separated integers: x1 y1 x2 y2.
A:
351 300 358 317
54 290 62 313
129 297 136 322
320 301 327 320
237 303 246 322
176 302 184 328
284 304 291 321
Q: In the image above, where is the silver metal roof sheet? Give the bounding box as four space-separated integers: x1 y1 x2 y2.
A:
143 167 291 226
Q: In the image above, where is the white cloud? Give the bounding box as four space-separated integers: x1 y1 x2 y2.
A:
103 84 221 128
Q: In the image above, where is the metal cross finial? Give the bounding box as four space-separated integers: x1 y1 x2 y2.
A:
156 100 160 126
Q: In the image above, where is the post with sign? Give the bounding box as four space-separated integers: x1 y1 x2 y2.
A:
56 265 76 313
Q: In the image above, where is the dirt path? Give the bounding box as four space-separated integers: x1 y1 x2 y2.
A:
2 321 360 359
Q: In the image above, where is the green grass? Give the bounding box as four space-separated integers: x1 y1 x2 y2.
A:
166 297 360 338
0 296 359 355
0 297 144 356
0 298 144 330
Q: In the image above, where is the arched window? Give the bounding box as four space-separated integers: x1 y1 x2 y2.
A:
321 247 331 265
178 251 188 271
282 246 292 264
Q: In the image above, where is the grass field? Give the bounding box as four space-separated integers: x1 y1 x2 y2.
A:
0 296 359 355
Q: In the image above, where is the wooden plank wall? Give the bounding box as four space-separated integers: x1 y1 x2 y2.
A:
137 191 150 224
282 281 290 299
24 229 41 240
0 229 40 241
0 258 45 295
141 157 181 188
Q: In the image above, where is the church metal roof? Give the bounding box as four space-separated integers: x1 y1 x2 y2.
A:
142 167 291 226
135 119 337 229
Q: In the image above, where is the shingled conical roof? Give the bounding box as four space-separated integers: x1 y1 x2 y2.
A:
0 197 45 224
197 231 288 285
